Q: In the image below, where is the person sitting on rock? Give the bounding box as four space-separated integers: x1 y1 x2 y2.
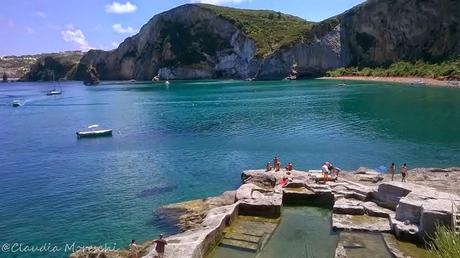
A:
266 162 273 172
279 177 289 188
331 164 340 178
321 162 331 182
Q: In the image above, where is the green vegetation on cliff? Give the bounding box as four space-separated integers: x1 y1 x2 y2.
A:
326 58 460 80
200 4 314 57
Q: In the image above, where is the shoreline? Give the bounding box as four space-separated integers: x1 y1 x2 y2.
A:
71 167 460 258
319 76 460 88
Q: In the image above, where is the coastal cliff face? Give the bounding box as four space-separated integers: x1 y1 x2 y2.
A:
76 4 347 81
78 5 259 80
24 0 460 81
340 0 460 66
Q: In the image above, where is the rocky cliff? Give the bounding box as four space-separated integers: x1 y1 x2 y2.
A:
24 0 460 81
340 0 460 66
75 4 350 81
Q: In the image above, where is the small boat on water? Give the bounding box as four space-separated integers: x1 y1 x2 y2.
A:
337 83 347 86
165 80 170 85
76 124 113 138
12 100 22 107
46 72 62 96
46 89 62 96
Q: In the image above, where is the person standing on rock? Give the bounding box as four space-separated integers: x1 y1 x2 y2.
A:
389 163 396 181
285 162 293 172
400 163 408 182
273 156 281 172
153 234 167 258
129 240 140 258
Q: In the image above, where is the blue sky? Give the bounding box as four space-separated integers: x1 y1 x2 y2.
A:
0 0 365 56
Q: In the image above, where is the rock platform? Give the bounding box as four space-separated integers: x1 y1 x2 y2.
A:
71 167 460 258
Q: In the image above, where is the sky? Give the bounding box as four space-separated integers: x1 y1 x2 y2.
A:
0 0 365 56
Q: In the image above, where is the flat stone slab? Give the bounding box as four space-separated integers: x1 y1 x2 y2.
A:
283 187 314 194
333 214 391 232
361 201 394 218
333 198 365 215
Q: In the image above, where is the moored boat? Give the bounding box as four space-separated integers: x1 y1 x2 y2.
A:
76 129 113 138
46 89 62 96
76 124 113 138
46 72 62 96
12 100 22 107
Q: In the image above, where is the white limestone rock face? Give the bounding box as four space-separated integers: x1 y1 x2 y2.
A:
236 183 282 218
143 203 239 258
371 182 414 210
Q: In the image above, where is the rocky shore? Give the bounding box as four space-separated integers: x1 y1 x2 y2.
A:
71 167 460 258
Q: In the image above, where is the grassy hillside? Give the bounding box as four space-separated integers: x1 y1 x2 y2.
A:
326 58 460 80
200 4 315 57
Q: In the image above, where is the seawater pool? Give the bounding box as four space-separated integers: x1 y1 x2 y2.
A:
209 206 339 258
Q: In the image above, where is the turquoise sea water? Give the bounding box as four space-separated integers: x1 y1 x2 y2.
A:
0 80 459 257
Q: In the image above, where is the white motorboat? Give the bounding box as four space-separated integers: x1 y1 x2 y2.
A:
46 89 62 96
12 100 22 107
76 124 113 138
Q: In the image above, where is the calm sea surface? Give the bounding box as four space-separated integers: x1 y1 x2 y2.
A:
0 80 459 257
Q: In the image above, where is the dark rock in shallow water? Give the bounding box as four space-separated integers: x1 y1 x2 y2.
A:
155 190 236 231
137 185 177 198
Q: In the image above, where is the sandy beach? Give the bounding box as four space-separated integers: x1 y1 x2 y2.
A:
320 76 460 88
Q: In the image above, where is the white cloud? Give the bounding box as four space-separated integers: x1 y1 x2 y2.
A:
191 0 249 5
35 11 47 18
6 19 15 28
111 41 120 48
26 26 35 34
61 27 93 51
112 23 136 34
105 1 137 14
